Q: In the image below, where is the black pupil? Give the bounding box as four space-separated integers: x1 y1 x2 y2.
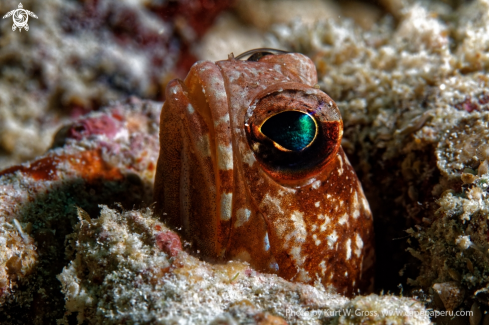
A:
261 111 316 151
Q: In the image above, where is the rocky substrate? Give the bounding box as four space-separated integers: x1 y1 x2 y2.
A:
0 99 430 325
2 0 489 324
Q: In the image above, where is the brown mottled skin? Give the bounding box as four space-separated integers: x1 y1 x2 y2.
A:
154 50 374 296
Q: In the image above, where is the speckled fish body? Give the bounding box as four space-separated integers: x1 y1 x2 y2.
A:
154 51 374 296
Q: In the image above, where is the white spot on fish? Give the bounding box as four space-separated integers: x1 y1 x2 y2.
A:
242 150 256 167
281 211 307 268
338 213 348 225
197 134 211 157
274 220 287 237
270 262 279 271
352 192 360 219
362 196 370 211
240 141 255 167
297 269 312 282
262 193 284 214
313 234 321 246
319 260 326 276
326 230 338 248
352 209 360 219
220 193 233 221
319 215 330 232
312 180 321 189
235 250 251 262
217 143 233 170
215 113 230 126
264 233 270 251
355 233 363 257
213 90 227 100
278 188 296 196
234 208 251 227
315 201 320 207
289 245 305 266
345 239 352 260
290 211 307 243
338 154 344 175
187 104 194 114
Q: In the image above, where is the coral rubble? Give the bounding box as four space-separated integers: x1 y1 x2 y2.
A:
0 98 160 323
57 205 429 325
0 0 230 169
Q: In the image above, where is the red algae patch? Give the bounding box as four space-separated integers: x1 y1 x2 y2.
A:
0 156 64 181
69 150 124 182
0 150 124 182
155 231 183 258
65 115 121 141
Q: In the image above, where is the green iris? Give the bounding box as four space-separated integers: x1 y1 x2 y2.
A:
261 111 316 151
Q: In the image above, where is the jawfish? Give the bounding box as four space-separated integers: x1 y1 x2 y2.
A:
154 49 374 296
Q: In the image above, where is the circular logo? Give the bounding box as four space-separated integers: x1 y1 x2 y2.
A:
13 9 28 27
2 3 38 32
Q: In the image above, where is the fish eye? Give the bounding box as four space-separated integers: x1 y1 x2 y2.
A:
234 48 288 61
245 86 343 183
260 111 317 152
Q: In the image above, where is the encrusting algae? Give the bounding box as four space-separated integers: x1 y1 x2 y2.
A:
408 169 489 314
